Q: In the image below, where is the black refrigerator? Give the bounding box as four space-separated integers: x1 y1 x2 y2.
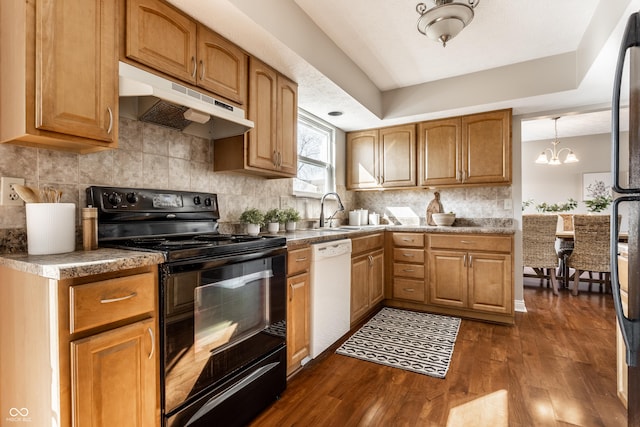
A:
611 10 640 426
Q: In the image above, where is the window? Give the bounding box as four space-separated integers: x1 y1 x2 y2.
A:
293 109 336 197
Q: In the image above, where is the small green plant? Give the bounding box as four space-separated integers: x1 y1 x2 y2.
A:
282 207 301 223
264 208 286 224
584 180 612 213
239 208 265 225
522 199 534 211
535 198 578 213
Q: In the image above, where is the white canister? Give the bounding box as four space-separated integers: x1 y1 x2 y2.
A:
359 209 368 225
26 203 76 255
369 213 380 226
349 210 361 226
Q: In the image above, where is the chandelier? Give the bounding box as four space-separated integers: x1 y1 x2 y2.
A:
416 0 480 47
535 117 579 165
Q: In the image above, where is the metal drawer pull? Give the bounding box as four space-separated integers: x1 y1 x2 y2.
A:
147 327 155 360
199 60 205 80
402 238 414 242
469 255 473 268
403 288 415 292
191 56 197 78
460 240 473 244
106 107 113 134
403 253 415 257
296 257 308 262
403 268 415 272
100 292 137 304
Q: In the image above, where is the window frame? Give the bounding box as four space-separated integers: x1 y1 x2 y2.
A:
293 109 336 198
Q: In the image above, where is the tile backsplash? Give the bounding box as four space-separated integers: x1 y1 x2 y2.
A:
0 117 513 252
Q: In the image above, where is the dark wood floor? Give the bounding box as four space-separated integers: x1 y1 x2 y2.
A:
250 279 628 427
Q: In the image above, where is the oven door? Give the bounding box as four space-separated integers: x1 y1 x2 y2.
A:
160 248 286 418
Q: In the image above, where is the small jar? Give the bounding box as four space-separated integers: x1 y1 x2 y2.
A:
82 207 98 250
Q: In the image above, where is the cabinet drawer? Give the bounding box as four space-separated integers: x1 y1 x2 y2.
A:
351 233 384 255
288 246 311 276
69 272 155 334
393 248 425 263
429 234 512 252
393 278 425 302
392 233 424 248
393 263 424 279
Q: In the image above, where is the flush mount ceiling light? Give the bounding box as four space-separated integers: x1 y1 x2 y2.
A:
535 117 579 165
416 0 480 47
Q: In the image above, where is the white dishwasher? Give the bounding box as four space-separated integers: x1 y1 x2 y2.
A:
309 238 352 359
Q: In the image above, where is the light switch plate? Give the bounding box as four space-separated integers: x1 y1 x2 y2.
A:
1 177 25 206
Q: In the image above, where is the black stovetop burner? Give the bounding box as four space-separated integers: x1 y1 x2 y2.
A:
86 186 287 262
109 233 286 262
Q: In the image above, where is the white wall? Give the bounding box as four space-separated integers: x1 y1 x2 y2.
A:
521 131 628 222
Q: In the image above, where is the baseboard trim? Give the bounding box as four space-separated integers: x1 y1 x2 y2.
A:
514 299 527 313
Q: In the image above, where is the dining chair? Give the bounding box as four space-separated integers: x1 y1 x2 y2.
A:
522 214 559 295
566 214 613 295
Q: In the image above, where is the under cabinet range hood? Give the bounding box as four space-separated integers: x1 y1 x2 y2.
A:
118 61 253 139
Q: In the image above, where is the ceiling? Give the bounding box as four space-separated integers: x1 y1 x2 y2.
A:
168 0 640 139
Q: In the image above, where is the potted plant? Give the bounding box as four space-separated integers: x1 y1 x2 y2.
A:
584 180 612 213
264 208 285 233
282 207 301 232
239 208 265 236
535 198 578 213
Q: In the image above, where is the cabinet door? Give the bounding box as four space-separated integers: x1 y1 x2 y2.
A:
461 109 512 184
369 250 385 306
247 58 278 171
277 74 298 176
71 317 157 426
197 25 247 105
418 118 461 186
126 0 197 83
379 124 416 187
287 272 310 375
351 254 371 324
467 252 512 314
347 130 379 190
37 0 118 143
428 250 467 308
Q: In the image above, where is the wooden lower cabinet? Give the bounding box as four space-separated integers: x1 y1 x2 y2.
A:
350 233 385 326
286 245 311 376
391 232 426 303
428 234 513 323
0 264 159 427
385 232 514 325
71 318 157 426
617 252 629 407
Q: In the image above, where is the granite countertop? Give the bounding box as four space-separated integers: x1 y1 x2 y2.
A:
285 224 515 247
0 248 165 280
0 224 515 279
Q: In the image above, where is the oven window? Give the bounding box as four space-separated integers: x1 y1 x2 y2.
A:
195 270 272 354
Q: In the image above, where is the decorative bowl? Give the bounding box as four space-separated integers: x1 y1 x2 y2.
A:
432 213 455 226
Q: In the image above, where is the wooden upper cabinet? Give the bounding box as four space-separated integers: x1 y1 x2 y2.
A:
125 0 248 106
379 124 416 187
197 24 248 105
418 117 461 186
417 108 512 187
347 124 415 190
347 130 379 190
212 58 298 178
1 0 118 153
462 109 512 185
277 73 299 176
126 0 198 84
247 58 278 171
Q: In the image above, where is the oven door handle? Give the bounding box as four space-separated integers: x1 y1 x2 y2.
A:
185 361 281 426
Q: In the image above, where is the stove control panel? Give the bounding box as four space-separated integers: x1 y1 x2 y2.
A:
86 186 220 218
